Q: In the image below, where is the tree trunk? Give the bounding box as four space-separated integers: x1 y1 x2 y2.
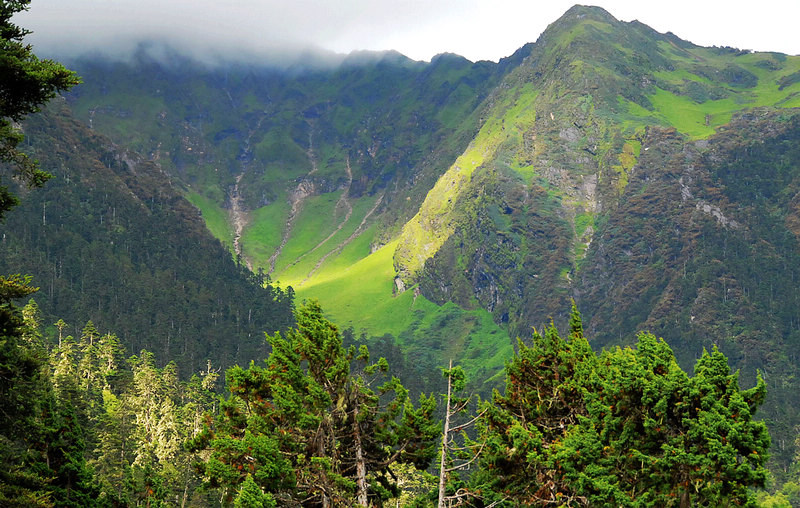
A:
354 405 369 506
318 421 331 508
437 360 453 508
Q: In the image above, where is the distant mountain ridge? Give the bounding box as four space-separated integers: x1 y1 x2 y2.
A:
9 4 800 470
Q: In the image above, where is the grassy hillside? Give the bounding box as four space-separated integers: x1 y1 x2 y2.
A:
63 48 523 391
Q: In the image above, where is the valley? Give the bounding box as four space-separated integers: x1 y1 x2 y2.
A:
4 4 800 500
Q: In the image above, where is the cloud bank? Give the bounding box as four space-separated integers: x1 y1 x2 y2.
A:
14 0 800 67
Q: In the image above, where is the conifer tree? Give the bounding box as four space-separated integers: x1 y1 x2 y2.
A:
234 474 276 508
436 361 486 507
0 3 79 500
0 0 79 219
477 305 770 507
193 300 438 506
0 277 54 506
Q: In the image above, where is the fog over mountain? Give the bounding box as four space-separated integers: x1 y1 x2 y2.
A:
16 0 800 66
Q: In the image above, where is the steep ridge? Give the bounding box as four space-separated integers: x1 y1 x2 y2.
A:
397 5 800 335
393 5 800 467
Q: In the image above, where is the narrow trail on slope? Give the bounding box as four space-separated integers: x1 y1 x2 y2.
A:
230 111 269 269
281 156 354 273
268 127 319 275
299 191 385 287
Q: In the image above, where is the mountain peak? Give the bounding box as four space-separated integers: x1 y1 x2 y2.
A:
562 4 618 22
553 4 619 30
536 4 620 45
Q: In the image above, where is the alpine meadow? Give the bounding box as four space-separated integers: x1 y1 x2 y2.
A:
3 1 800 506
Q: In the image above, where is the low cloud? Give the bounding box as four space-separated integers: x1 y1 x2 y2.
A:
14 0 800 68
16 0 474 66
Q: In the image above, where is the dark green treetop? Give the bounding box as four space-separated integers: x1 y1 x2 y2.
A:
192 300 438 507
477 307 770 507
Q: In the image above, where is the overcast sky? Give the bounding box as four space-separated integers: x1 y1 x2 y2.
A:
14 0 800 65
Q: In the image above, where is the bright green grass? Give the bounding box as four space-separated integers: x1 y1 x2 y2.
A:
294 240 513 383
296 240 415 334
647 76 800 139
276 195 380 286
270 191 345 275
648 88 737 138
240 195 291 268
313 223 378 278
638 50 800 138
185 191 234 249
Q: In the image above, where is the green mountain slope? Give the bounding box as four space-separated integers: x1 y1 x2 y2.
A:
397 6 800 334
63 48 528 384
392 5 800 467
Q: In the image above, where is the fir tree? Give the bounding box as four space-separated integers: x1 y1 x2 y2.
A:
0 0 79 219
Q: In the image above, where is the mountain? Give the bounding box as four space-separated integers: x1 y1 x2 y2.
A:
394 5 800 465
60 44 530 385
0 99 294 375
10 4 800 470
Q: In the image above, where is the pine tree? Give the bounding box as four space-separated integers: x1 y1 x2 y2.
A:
436 361 485 507
0 276 54 506
0 0 79 219
479 308 597 504
233 474 276 508
92 388 135 504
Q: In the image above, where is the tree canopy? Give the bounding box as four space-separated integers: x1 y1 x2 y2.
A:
191 300 439 506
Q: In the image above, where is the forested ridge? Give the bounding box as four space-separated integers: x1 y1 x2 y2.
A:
0 101 294 373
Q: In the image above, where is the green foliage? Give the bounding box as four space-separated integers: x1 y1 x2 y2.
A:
477 308 770 506
0 277 53 506
234 474 276 508
1 292 102 507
